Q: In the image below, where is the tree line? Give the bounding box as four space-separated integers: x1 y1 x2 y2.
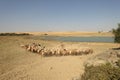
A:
0 33 30 36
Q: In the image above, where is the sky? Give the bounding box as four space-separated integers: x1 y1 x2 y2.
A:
0 0 120 32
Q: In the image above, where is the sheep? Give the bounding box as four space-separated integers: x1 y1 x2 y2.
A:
46 49 53 56
40 49 45 56
58 49 65 56
76 49 83 55
50 49 56 56
40 47 53 56
20 44 29 49
26 45 31 51
21 43 94 57
29 43 41 53
20 44 25 48
70 49 78 55
20 44 32 52
80 48 93 55
68 49 72 55
36 45 42 53
61 49 69 56
54 49 60 56
59 49 68 56
38 46 46 55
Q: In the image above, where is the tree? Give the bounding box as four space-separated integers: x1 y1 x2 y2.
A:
112 24 120 43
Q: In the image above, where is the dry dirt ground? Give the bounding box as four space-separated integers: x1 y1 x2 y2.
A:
0 36 119 80
21 31 113 37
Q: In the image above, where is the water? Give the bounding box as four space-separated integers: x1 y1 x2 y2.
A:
40 36 114 43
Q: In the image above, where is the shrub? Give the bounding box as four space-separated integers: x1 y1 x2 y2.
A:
81 62 120 80
116 59 120 68
112 24 120 43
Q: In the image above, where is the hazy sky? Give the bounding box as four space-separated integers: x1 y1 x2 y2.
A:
0 0 120 32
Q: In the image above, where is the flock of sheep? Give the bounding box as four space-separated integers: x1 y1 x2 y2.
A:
20 43 93 56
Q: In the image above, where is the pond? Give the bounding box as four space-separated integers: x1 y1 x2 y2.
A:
40 36 114 43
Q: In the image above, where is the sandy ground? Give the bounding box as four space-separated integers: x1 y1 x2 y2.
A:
0 36 119 80
19 31 113 37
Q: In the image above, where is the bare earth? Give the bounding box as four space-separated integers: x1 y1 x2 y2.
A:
0 33 118 80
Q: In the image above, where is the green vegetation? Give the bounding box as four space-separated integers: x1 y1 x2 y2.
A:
112 24 120 43
81 60 120 80
116 60 120 67
0 33 30 36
